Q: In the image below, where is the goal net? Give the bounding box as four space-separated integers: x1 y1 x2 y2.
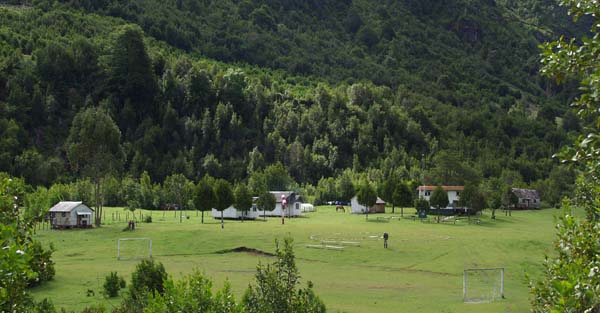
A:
117 238 152 260
463 268 504 303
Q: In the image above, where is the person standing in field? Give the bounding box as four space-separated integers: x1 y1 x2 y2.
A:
383 232 389 248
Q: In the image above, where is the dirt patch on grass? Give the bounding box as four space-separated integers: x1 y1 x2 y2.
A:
215 246 274 257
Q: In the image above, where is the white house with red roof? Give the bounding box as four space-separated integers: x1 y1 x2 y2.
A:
416 186 464 208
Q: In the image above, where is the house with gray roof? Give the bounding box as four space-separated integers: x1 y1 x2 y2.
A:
511 188 541 209
49 201 93 229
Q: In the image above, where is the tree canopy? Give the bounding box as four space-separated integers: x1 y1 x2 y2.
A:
429 186 449 209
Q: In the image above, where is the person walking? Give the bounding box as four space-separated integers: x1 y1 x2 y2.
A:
383 232 389 248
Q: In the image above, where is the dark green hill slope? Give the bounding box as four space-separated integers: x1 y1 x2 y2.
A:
53 0 567 103
0 0 581 205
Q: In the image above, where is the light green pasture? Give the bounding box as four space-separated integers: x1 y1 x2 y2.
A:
31 206 569 313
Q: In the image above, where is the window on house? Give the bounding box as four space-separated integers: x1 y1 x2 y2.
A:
425 191 431 196
61 212 66 217
533 199 537 203
456 191 460 196
522 199 526 203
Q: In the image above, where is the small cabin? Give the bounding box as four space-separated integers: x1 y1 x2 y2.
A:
49 201 93 229
350 196 386 214
511 188 541 209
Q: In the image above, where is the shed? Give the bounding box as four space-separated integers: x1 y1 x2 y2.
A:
49 201 93 229
350 196 386 214
511 188 541 209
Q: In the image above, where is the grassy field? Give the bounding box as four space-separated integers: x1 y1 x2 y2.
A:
30 206 570 312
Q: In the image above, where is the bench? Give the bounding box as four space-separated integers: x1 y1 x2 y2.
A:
469 218 481 224
306 244 344 250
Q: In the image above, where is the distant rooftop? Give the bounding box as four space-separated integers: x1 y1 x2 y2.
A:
49 201 90 212
416 186 464 191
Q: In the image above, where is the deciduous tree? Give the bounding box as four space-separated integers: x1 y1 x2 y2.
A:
356 180 377 220
393 182 413 217
234 183 253 221
214 179 234 229
193 176 216 224
65 107 123 226
256 191 276 221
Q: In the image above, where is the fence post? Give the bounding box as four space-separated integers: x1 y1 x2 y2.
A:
463 270 467 302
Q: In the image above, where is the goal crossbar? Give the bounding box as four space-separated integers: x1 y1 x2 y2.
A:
117 238 152 260
463 267 504 303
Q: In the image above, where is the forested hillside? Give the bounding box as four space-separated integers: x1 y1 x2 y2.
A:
0 0 583 205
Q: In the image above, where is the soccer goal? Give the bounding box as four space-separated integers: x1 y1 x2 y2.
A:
117 238 152 260
463 267 504 303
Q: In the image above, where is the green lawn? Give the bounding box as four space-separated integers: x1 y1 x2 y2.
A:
30 206 570 313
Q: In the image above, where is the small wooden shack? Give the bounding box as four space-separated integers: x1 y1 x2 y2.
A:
511 188 541 209
49 201 93 229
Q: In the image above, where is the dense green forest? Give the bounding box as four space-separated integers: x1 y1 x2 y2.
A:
0 0 584 206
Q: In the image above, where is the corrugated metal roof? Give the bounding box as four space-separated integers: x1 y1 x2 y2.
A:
49 201 87 212
269 191 294 203
416 186 465 191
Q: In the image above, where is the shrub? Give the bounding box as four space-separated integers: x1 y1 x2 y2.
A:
144 215 152 223
27 241 55 287
80 305 107 313
103 272 124 298
120 259 168 312
243 237 326 313
34 298 56 313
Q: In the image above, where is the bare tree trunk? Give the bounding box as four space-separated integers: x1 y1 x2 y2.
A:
221 211 224 229
94 178 101 227
201 210 204 224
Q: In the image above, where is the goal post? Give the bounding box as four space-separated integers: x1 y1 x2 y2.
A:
117 238 152 260
463 267 504 303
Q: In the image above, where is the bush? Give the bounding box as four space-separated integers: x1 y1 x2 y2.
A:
27 241 55 287
80 305 107 313
34 298 56 313
103 272 125 298
144 215 152 223
243 237 326 313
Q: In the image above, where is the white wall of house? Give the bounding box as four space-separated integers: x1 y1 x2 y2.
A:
211 206 260 219
417 190 461 207
51 203 93 227
350 196 367 214
260 202 302 217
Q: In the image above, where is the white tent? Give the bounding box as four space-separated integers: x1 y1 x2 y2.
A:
350 196 386 214
299 203 315 212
